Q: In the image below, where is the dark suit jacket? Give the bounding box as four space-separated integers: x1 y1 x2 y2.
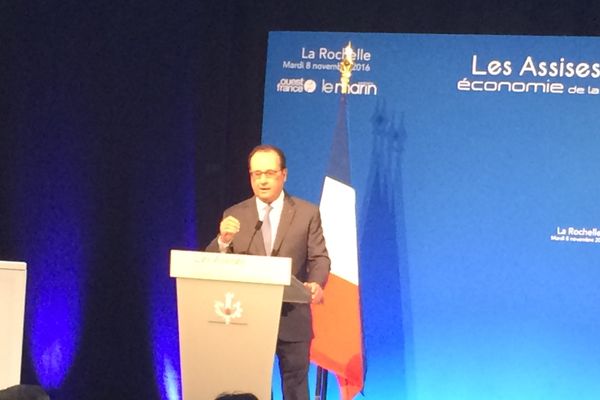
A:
206 193 330 341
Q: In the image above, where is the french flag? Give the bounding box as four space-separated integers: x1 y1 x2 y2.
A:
311 95 364 399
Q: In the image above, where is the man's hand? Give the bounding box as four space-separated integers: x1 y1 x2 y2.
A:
219 215 240 244
304 282 324 304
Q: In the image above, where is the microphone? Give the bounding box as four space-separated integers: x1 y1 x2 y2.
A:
243 220 263 254
271 244 280 257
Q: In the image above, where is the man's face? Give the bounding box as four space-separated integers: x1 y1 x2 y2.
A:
249 150 287 204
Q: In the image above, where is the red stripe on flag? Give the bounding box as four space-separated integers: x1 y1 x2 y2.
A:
311 274 363 399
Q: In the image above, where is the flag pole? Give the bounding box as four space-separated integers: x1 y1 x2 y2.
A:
315 366 329 400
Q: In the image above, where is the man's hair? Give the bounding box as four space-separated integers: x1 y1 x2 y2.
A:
214 393 259 400
248 144 286 170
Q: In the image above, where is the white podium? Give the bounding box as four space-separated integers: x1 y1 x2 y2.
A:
170 250 291 400
0 261 27 390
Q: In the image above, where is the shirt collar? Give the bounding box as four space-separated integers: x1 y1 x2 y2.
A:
255 190 285 210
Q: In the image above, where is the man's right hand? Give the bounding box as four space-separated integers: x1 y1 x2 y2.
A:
219 215 240 244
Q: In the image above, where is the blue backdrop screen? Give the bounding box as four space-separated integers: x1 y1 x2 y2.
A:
262 32 600 400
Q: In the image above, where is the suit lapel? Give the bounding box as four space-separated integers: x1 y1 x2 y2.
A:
272 195 295 255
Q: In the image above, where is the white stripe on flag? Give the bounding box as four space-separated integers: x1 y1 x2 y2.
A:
320 176 359 285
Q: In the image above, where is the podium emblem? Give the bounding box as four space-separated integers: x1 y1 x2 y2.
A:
214 292 243 324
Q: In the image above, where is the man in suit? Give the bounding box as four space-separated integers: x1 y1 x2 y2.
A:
206 144 330 400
